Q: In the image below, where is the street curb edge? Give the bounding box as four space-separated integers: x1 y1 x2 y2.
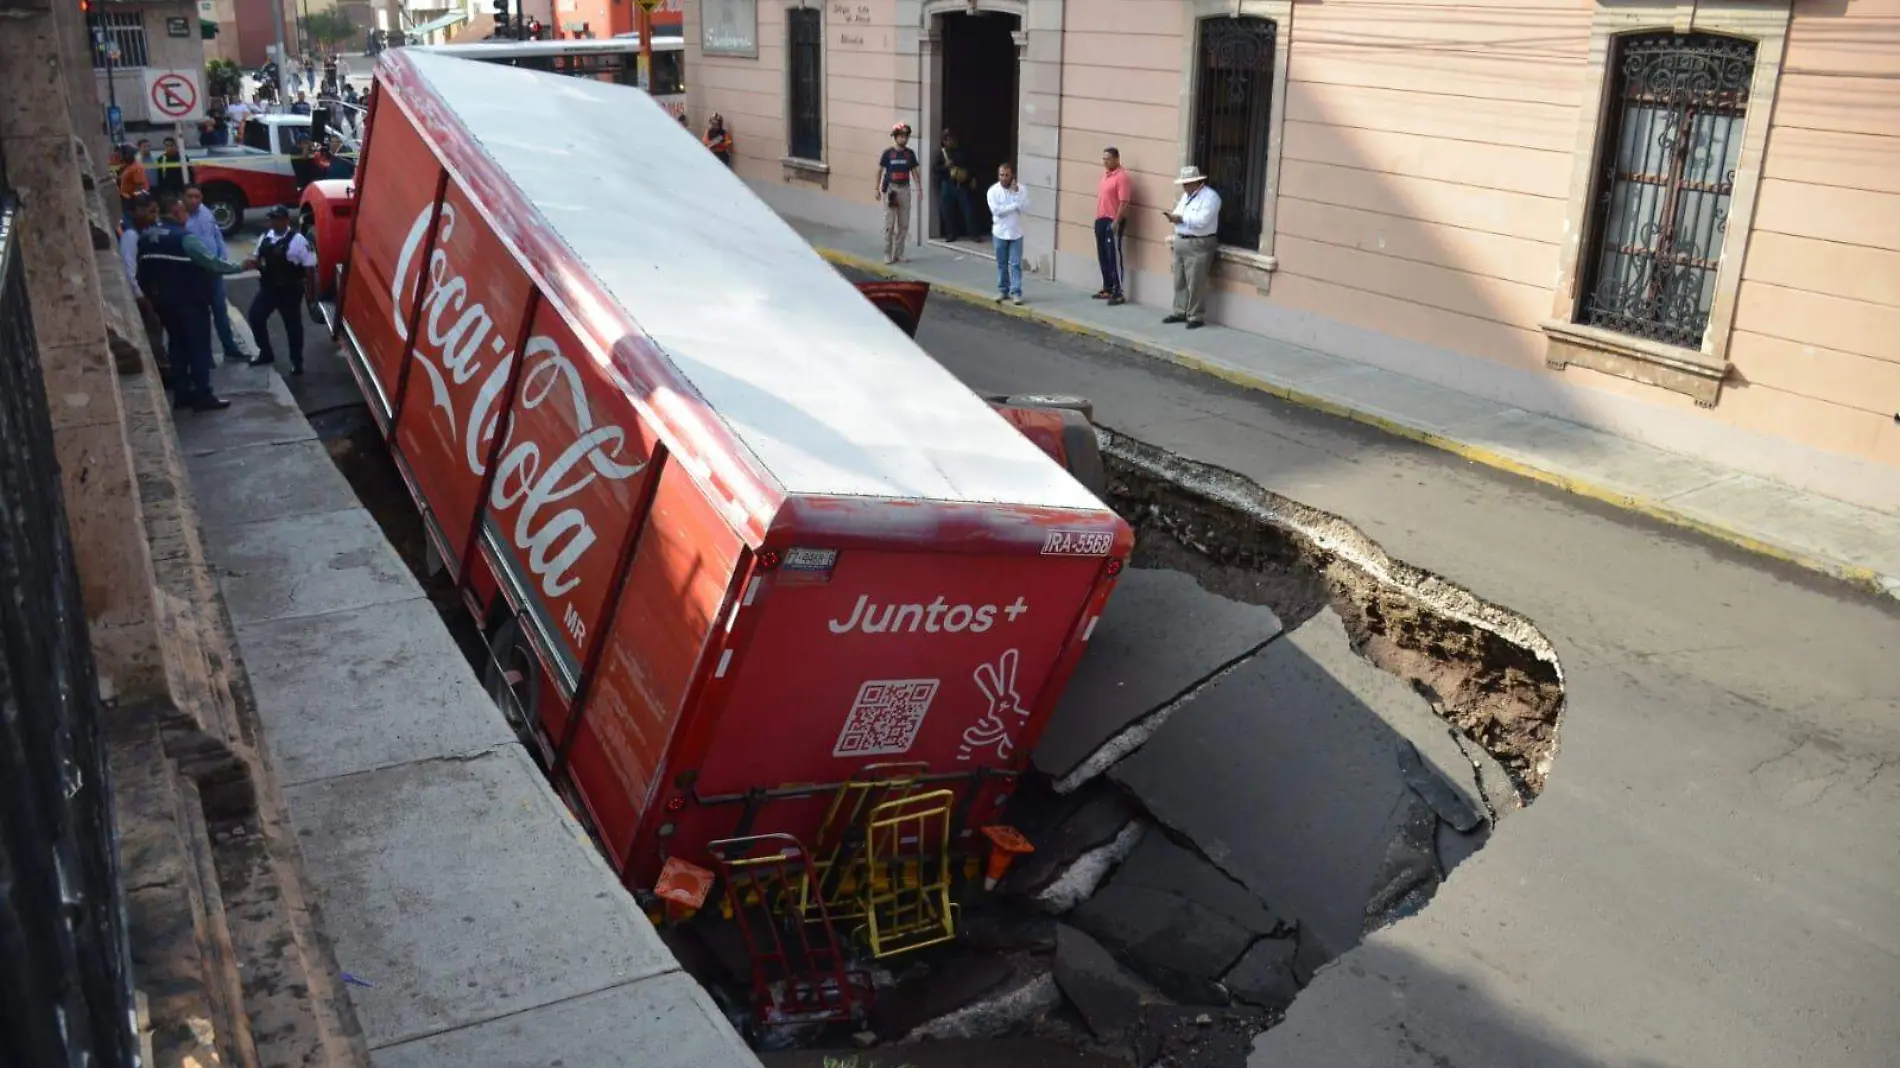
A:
816 245 1897 601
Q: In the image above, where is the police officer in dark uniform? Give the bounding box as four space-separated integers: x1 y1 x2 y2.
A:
138 191 253 411
247 205 317 375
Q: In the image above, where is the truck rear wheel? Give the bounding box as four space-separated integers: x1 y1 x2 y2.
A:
483 615 543 755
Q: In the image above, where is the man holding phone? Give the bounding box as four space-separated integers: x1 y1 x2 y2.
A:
987 163 1029 305
1162 165 1222 329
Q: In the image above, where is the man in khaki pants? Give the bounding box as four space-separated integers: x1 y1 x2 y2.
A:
876 123 921 263
1162 166 1223 330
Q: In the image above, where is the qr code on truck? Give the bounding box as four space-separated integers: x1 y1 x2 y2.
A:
831 678 941 758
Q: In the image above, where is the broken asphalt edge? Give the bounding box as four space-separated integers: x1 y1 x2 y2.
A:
816 247 1899 602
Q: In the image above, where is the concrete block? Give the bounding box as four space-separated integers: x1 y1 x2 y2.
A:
39 339 123 431
8 138 110 355
186 440 358 530
283 747 676 1049
1019 58 1062 96
1025 0 1065 33
1070 880 1256 1005
175 381 316 455
207 507 417 626
1112 608 1476 968
1034 567 1280 780
1221 934 1299 1013
1054 923 1167 1045
54 419 156 631
238 597 517 787
373 973 759 1068
0 21 76 144
1109 832 1286 938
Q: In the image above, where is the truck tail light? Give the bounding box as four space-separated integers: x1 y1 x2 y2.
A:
1105 557 1124 577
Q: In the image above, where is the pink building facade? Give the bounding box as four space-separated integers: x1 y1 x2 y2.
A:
682 0 1900 503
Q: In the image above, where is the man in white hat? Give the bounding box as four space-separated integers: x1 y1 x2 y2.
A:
1162 165 1222 329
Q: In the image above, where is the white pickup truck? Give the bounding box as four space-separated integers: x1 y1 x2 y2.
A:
193 110 363 235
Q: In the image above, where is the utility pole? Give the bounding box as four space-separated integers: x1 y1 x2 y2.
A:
636 0 655 93
270 0 290 104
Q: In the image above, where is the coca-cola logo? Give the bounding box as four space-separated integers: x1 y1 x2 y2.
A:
392 202 646 602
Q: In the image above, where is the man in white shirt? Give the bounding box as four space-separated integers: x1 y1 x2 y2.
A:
986 163 1029 305
1162 165 1223 329
246 205 319 374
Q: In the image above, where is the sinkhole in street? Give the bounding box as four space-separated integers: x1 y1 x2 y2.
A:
315 407 1566 1068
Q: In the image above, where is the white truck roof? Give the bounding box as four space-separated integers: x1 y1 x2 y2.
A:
398 50 1105 512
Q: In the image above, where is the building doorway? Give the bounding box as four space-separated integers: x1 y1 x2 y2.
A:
935 10 1018 241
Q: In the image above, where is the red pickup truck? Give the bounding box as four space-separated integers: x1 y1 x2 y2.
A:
299 46 1128 958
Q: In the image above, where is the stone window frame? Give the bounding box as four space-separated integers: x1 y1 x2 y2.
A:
1176 0 1294 294
1543 0 1792 407
780 0 831 179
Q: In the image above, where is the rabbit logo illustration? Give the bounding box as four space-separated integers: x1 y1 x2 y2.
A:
958 649 1027 762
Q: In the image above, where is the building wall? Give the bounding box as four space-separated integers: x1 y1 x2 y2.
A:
685 0 1900 477
92 2 213 126
551 0 678 38
1729 0 1900 469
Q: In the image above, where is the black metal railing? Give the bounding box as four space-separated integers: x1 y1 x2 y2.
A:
0 178 139 1066
1192 16 1276 249
1578 32 1756 349
788 7 824 161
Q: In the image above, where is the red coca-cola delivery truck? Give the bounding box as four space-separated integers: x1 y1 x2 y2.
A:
302 46 1131 938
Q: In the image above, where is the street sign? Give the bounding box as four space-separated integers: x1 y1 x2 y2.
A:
105 105 123 141
636 0 661 10
143 69 204 122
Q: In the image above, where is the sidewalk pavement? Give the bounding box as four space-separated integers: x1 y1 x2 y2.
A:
791 219 1900 599
174 363 759 1068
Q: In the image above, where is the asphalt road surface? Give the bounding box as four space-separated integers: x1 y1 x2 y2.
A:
251 267 1900 1068
897 293 1900 1068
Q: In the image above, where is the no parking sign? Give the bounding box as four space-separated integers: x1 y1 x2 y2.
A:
142 69 205 122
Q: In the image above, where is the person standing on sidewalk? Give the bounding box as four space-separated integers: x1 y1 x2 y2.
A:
154 137 187 195
119 193 170 377
116 145 149 201
1162 165 1221 330
876 123 920 264
247 205 317 376
935 129 975 243
703 113 735 168
987 162 1028 306
139 192 254 412
183 184 245 366
1093 147 1132 305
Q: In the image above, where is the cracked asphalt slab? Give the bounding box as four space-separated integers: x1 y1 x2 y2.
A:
883 285 1900 1068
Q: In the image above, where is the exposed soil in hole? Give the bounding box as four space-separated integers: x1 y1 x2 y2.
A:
1101 430 1563 800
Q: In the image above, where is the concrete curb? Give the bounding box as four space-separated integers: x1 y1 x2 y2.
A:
817 246 1898 600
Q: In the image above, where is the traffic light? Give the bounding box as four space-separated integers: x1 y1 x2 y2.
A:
491 0 509 37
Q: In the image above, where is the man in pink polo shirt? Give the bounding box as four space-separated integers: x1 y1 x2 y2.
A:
1093 147 1133 305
